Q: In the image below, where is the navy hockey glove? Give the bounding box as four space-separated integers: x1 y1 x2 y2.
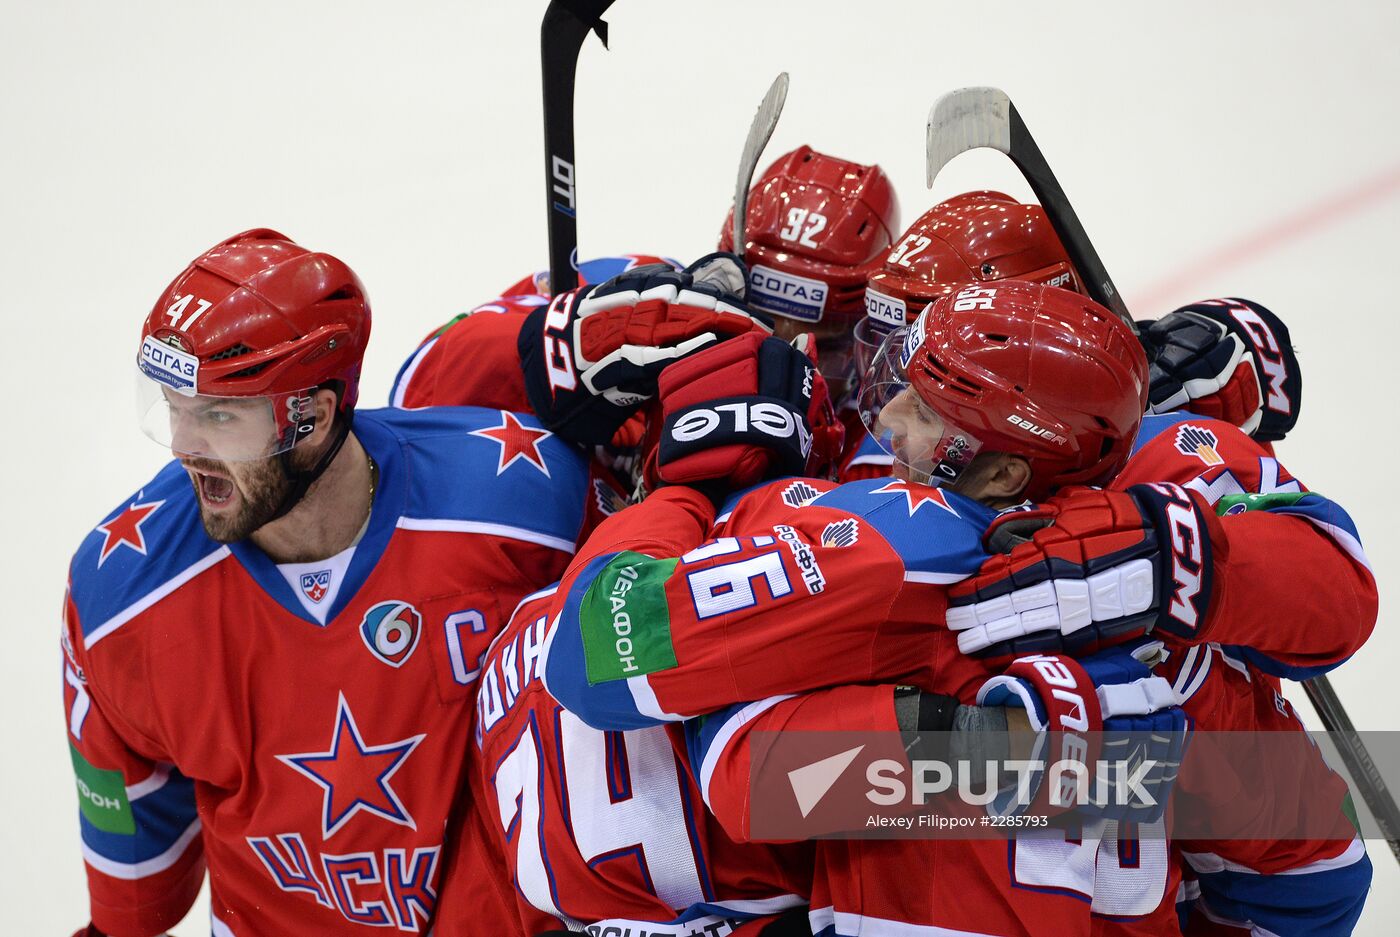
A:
947 484 1222 658
647 330 842 495
519 253 771 446
1139 298 1301 442
978 640 1187 824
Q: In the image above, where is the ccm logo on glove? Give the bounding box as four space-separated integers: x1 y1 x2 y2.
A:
1146 482 1207 632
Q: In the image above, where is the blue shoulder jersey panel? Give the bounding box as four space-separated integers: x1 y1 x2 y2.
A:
1130 411 1198 457
371 406 588 549
69 460 228 645
811 477 996 582
845 426 895 468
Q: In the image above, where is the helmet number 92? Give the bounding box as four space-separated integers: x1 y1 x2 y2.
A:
779 208 828 249
164 293 213 331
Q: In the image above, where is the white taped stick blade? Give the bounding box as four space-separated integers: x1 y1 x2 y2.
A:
926 86 1013 188
733 72 789 251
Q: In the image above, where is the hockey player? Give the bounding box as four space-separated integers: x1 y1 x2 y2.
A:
62 230 592 936
539 281 1374 935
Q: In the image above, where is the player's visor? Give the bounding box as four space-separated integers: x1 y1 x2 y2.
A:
858 326 983 487
136 372 319 462
853 315 896 380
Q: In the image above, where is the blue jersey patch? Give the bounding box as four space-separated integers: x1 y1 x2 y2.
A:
812 478 994 583
1130 411 1199 457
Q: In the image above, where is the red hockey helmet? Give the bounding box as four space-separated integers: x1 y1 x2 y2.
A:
136 229 371 462
857 192 1080 373
719 145 899 324
860 281 1147 502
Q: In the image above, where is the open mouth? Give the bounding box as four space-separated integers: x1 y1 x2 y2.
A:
188 467 236 509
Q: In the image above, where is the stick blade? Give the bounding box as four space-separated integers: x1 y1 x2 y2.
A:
733 72 789 250
926 86 1013 188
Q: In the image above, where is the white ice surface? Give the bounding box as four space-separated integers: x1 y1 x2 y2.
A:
3 1 1398 932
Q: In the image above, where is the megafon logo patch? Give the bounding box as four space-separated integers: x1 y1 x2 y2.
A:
139 335 198 394
360 601 423 668
864 287 908 327
749 264 828 323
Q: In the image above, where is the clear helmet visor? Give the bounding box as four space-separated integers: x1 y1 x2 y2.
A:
857 325 983 487
136 370 319 462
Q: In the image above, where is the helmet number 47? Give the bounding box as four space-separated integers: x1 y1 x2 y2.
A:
164 293 213 331
779 208 827 249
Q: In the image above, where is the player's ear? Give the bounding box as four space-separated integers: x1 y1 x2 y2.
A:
985 455 1033 502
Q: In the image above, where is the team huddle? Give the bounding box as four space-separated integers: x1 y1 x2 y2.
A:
62 144 1377 937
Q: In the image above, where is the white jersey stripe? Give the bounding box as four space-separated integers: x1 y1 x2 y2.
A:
698 695 795 812
395 517 574 553
125 764 172 801
86 547 232 649
82 818 202 880
809 905 1004 936
1182 835 1367 876
904 570 970 585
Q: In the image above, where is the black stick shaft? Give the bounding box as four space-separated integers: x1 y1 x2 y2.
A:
540 0 614 294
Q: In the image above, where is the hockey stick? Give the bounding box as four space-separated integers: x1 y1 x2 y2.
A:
928 85 1400 863
732 72 789 253
1303 677 1400 861
926 87 1133 333
540 0 616 295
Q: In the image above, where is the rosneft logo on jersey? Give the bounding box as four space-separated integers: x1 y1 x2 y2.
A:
360 601 423 668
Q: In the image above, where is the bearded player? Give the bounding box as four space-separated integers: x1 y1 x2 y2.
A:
61 230 593 936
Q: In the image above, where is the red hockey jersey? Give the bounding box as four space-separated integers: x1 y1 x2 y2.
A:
62 407 589 936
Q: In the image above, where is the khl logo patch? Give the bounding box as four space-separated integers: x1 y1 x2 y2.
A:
300 570 331 604
360 601 423 668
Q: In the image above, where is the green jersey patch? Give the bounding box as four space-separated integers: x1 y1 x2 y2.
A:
1215 491 1311 516
70 743 135 835
580 551 679 684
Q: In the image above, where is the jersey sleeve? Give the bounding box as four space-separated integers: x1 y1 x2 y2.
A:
542 484 936 731
683 685 900 843
62 582 205 936
389 300 540 412
1166 644 1371 937
1118 413 1376 677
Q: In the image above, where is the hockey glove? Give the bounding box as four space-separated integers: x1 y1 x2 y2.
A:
947 484 1222 658
647 330 843 495
977 640 1186 823
1139 298 1300 442
519 253 772 446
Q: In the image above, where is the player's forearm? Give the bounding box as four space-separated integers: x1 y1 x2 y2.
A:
1207 510 1376 675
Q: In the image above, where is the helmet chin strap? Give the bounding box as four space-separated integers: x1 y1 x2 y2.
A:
268 409 356 524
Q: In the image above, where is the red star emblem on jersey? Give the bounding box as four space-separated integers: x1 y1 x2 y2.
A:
870 479 957 517
470 412 553 477
95 499 164 567
277 693 425 839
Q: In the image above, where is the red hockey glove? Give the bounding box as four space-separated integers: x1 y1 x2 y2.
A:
646 330 843 495
947 484 1223 658
978 640 1186 822
1140 298 1300 442
519 253 772 446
